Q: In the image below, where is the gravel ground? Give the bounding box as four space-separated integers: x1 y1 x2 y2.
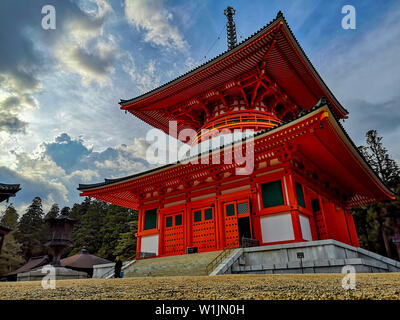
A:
0 273 399 300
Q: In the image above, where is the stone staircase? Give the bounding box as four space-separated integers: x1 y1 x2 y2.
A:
124 250 222 277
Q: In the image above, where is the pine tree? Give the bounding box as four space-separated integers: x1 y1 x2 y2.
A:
113 220 138 261
0 231 24 275
358 130 400 189
69 197 91 221
0 205 25 275
17 197 47 260
60 206 71 216
98 205 137 260
0 204 18 229
69 200 108 256
45 204 60 220
352 130 400 259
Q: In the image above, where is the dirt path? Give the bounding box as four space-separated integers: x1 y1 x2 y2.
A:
0 273 399 300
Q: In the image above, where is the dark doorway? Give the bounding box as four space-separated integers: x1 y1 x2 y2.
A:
238 216 252 244
311 198 321 213
311 198 328 240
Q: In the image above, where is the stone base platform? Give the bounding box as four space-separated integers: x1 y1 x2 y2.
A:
211 239 400 275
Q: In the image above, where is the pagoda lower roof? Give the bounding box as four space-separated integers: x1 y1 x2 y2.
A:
78 103 394 209
119 12 348 136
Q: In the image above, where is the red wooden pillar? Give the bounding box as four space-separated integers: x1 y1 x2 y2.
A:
250 177 261 243
303 186 318 240
308 214 319 241
285 172 303 241
136 207 143 257
158 209 164 256
217 196 226 249
345 209 360 247
184 203 190 251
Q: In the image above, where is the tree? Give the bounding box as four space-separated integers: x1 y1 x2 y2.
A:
45 203 59 220
98 206 138 260
0 231 24 275
68 198 91 221
358 130 400 189
68 200 108 256
113 220 138 261
0 205 24 275
0 204 18 229
352 130 400 259
17 197 47 260
60 206 71 217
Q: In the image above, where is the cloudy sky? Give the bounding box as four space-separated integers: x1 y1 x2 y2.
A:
1 0 399 214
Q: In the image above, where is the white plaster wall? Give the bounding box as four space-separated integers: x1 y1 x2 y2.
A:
140 234 159 255
260 213 295 243
299 215 313 241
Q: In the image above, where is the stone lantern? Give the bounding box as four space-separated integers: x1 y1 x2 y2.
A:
17 214 88 281
45 214 77 266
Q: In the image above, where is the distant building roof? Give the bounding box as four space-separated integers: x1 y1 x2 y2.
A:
6 255 50 276
0 183 21 203
61 248 111 269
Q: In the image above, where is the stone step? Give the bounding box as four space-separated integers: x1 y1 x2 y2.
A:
124 250 222 277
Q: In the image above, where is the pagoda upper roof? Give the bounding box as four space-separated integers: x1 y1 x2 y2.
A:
119 12 348 134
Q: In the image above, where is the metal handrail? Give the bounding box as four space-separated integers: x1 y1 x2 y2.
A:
205 246 236 275
205 237 260 274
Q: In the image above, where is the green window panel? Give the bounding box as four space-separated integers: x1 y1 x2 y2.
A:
237 202 249 214
194 210 202 222
175 214 182 226
144 209 157 230
166 216 173 227
295 182 306 208
226 203 235 216
261 180 284 208
204 208 213 220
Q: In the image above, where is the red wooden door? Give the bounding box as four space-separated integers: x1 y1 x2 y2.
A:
163 212 185 255
223 199 252 248
224 202 239 248
191 207 216 252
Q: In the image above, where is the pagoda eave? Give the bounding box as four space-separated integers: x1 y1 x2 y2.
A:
79 105 393 210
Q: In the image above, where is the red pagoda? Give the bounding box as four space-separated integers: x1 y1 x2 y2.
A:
78 11 394 258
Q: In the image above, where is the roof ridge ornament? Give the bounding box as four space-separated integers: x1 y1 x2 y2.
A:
224 6 237 51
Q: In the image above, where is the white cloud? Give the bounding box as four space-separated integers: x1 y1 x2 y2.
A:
125 0 188 51
121 52 161 93
54 4 118 87
1 132 153 212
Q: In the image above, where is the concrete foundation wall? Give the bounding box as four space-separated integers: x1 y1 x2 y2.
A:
93 261 133 279
17 266 87 281
213 240 400 275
